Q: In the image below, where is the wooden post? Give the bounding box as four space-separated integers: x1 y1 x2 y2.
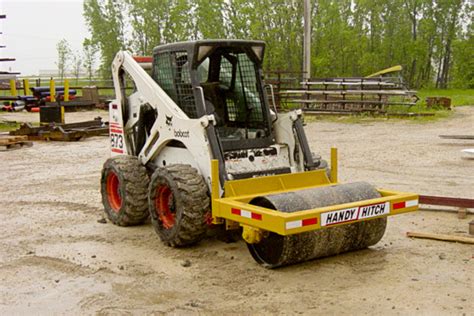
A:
49 78 56 102
303 0 311 82
23 79 30 95
64 79 69 102
9 79 17 96
458 208 467 219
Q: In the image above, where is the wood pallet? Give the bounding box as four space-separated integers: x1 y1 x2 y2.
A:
0 135 33 150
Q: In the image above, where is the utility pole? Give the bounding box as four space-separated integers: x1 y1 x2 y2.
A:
303 0 311 82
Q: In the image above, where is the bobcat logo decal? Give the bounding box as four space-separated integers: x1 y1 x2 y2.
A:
165 115 173 126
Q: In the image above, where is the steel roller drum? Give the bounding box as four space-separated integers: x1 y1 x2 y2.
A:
247 182 387 268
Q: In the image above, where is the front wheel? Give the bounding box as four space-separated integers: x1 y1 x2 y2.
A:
148 164 210 247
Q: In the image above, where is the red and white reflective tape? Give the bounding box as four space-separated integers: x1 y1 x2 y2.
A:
393 199 419 210
286 217 318 230
231 208 262 221
110 122 123 134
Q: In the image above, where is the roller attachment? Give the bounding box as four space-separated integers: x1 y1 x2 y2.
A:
247 182 387 268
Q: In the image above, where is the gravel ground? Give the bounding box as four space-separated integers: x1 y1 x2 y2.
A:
0 108 472 315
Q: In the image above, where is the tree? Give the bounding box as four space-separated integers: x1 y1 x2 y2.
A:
450 26 474 88
71 51 83 85
434 0 465 88
81 0 472 88
56 39 71 81
125 0 163 55
193 0 226 39
83 0 128 78
83 38 99 84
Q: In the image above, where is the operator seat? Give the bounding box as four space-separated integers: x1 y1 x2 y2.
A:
201 82 227 126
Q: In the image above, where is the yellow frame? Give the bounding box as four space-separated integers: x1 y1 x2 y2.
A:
210 152 418 236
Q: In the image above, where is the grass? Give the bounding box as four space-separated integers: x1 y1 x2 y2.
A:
417 89 474 106
0 121 20 132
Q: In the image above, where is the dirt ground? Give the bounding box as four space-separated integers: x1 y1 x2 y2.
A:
0 108 473 315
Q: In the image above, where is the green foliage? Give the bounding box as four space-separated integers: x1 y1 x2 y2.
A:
0 121 19 132
82 0 473 88
450 29 474 88
124 0 195 55
83 0 128 78
193 0 226 39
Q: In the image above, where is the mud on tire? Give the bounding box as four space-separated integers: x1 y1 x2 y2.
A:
148 164 210 247
100 155 150 226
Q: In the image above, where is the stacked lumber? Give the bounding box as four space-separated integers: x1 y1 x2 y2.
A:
0 135 32 150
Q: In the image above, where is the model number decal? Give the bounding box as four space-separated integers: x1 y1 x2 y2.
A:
110 124 124 153
111 133 123 149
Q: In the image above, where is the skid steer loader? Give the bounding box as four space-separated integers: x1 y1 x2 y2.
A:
101 40 418 268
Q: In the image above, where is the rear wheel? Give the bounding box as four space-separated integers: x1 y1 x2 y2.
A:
100 155 150 226
148 164 210 247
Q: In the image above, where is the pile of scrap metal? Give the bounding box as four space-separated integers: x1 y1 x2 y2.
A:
0 86 77 112
0 95 36 112
279 65 419 114
31 86 103 113
2 86 103 113
426 97 452 110
31 86 77 103
43 86 103 112
9 117 108 141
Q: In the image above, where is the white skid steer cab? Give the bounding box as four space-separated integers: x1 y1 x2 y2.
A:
101 40 418 268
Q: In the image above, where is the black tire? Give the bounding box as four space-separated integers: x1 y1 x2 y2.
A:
100 155 150 226
148 164 210 247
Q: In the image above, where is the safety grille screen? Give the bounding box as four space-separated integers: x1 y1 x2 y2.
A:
219 53 264 126
153 51 198 118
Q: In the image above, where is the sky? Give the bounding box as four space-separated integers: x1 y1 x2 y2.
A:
0 0 89 76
